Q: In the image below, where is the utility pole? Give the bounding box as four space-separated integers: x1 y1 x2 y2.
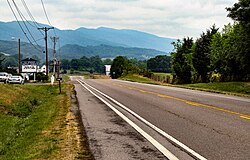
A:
38 27 54 76
18 38 20 74
57 60 60 78
51 36 59 76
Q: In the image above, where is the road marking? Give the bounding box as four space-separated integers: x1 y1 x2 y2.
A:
80 80 207 160
240 115 250 120
112 83 250 121
77 80 179 160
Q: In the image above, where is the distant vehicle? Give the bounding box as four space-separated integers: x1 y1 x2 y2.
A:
8 75 24 84
0 72 9 83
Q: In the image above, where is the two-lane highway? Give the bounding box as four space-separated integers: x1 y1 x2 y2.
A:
76 78 250 159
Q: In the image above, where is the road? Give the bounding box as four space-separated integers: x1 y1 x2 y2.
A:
73 77 250 160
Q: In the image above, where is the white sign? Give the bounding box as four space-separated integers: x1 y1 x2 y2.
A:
22 65 37 73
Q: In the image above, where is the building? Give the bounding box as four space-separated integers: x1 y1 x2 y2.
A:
105 65 111 76
21 58 38 80
38 65 46 74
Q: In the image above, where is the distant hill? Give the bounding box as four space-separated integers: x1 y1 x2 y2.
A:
59 44 167 60
0 21 175 53
0 40 167 61
0 40 50 62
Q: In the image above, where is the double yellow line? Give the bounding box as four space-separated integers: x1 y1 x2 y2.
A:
112 83 250 120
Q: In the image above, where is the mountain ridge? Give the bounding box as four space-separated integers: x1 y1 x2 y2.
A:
0 21 175 52
0 40 167 61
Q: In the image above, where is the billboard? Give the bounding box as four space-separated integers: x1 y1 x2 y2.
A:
22 60 37 73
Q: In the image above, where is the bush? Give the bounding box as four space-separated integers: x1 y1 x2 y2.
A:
36 73 48 82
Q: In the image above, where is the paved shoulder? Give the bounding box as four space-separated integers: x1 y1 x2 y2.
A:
74 83 167 160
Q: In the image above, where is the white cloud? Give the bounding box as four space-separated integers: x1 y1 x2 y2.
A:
1 0 237 38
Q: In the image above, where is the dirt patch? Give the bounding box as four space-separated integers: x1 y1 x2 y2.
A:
93 75 111 79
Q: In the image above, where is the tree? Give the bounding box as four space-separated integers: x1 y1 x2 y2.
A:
61 59 70 70
110 56 128 79
79 56 91 69
0 54 5 71
171 38 193 84
70 59 80 70
192 25 218 82
89 56 104 73
103 58 113 65
226 0 250 80
226 0 250 23
147 55 171 73
211 23 250 81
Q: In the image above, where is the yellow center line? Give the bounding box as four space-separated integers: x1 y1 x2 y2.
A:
112 83 250 120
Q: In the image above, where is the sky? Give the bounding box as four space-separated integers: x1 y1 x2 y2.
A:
1 0 237 39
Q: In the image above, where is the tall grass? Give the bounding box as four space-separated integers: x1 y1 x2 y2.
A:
0 84 66 159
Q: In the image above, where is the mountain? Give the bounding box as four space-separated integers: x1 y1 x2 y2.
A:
59 44 166 60
0 40 50 61
0 21 175 53
0 40 166 61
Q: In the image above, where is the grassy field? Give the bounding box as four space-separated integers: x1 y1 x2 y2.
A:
152 72 171 76
0 84 93 160
120 74 161 85
182 82 250 96
120 74 250 96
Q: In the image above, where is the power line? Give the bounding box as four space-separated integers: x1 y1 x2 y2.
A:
0 38 44 53
21 0 44 36
38 27 54 76
7 0 42 53
41 0 57 36
11 0 43 51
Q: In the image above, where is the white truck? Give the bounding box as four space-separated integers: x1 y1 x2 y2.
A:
0 72 9 83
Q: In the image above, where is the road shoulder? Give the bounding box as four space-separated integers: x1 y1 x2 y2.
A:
74 82 167 160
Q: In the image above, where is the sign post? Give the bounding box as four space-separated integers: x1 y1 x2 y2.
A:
56 77 62 94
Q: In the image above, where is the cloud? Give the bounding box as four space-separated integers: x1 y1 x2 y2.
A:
1 0 236 38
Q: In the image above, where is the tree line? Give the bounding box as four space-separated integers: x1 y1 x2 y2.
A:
110 55 171 79
60 56 113 74
171 0 250 83
110 0 250 84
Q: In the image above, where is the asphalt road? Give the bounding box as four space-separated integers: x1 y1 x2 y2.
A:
74 77 250 160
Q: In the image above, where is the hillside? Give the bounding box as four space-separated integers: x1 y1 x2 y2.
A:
0 40 167 62
0 40 52 62
0 21 175 53
59 44 167 60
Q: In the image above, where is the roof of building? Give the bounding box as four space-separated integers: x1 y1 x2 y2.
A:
21 58 37 62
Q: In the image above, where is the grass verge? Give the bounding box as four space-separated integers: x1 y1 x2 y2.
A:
182 82 250 96
120 74 250 97
0 84 93 160
120 74 161 85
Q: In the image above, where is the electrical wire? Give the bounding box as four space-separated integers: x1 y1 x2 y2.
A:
21 0 44 36
11 0 43 51
7 0 42 53
41 0 57 36
0 38 44 53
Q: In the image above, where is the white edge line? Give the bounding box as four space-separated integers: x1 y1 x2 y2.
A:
80 80 207 160
77 80 179 160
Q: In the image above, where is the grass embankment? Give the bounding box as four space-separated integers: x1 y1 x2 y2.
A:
0 84 93 160
182 82 250 96
120 74 160 84
120 74 250 96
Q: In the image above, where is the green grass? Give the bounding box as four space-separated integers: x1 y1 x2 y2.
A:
61 74 70 82
182 82 250 96
120 74 160 84
0 84 68 159
120 74 250 96
0 85 63 160
152 72 171 76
